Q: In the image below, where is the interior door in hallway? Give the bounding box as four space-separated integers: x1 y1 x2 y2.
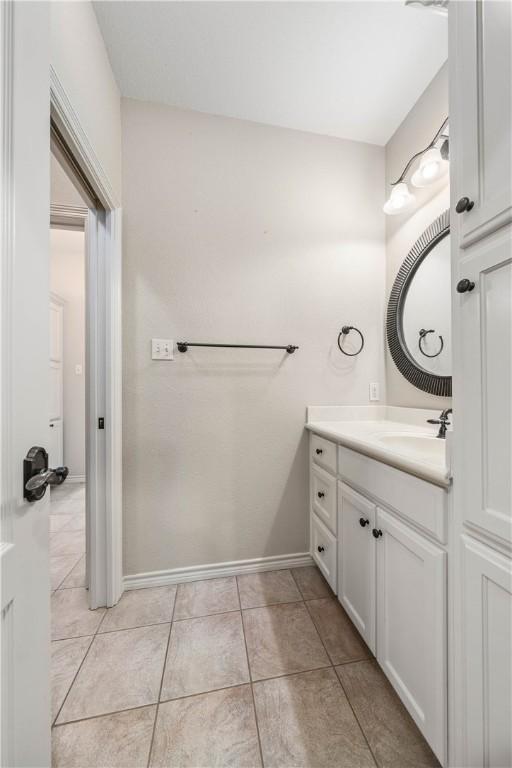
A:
0 3 52 766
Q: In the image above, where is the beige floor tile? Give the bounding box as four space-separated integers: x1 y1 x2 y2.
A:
50 514 73 534
52 705 156 768
51 588 106 640
51 554 82 591
62 513 85 531
237 569 302 608
292 566 333 600
161 612 249 700
57 623 170 723
243 602 329 680
51 636 93 721
174 577 239 620
306 598 372 665
336 660 440 768
59 556 86 589
50 529 85 557
100 586 176 632
150 685 261 768
253 668 375 768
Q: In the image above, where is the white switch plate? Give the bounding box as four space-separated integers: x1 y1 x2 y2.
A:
369 382 380 401
152 338 174 360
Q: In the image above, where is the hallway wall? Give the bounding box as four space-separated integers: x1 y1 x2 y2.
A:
121 99 386 576
50 228 86 479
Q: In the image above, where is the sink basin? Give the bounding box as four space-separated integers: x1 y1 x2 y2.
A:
375 433 445 464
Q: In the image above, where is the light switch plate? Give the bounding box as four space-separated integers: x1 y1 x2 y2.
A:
369 382 380 401
152 339 174 360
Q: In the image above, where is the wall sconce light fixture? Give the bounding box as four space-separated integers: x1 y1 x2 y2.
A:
383 117 449 215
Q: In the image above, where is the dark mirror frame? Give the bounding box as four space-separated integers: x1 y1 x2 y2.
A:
386 209 451 397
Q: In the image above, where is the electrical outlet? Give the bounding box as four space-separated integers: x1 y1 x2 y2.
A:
75 364 83 375
151 339 174 360
369 382 380 401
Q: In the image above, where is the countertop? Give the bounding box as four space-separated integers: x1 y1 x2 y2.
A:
305 406 452 487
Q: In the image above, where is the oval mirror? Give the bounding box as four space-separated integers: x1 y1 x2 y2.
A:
387 210 451 396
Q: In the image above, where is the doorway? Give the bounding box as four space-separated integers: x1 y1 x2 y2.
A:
49 150 88 599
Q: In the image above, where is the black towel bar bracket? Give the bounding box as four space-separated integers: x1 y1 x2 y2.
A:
177 342 298 354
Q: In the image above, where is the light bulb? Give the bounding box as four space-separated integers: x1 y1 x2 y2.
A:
383 182 416 215
411 147 448 188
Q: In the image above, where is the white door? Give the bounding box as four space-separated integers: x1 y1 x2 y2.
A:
462 536 512 768
375 507 447 765
450 0 512 249
337 483 376 652
455 226 511 546
0 3 51 766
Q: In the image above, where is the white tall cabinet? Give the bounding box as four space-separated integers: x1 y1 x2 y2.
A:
449 2 512 766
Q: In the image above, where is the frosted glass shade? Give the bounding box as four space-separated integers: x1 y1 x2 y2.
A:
411 147 448 188
383 182 416 215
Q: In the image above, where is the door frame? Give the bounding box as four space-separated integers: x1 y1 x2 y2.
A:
50 69 123 609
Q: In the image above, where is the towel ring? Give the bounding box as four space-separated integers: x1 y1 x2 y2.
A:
418 328 444 359
338 325 364 357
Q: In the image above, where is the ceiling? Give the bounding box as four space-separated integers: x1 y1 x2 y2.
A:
94 1 447 146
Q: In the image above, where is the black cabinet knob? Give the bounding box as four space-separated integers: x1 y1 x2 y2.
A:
455 196 474 214
317 545 325 553
317 491 325 499
456 278 475 294
372 528 383 539
359 517 370 527
315 448 323 455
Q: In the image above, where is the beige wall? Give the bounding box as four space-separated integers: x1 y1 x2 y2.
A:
122 99 386 576
51 1 122 203
385 63 451 409
50 229 86 478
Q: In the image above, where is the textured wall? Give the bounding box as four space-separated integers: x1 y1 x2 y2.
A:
121 99 386 576
51 1 122 203
385 63 451 408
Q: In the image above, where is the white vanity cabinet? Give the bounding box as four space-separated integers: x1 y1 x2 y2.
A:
375 507 446 762
309 433 448 764
338 483 376 652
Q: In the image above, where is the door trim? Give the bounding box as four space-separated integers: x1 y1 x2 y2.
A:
50 68 122 608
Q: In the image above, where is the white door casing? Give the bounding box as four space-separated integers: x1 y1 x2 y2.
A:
1 3 52 765
376 507 447 765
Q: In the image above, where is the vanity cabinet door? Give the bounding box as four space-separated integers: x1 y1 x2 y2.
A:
376 507 447 765
450 0 512 249
338 483 376 653
462 536 512 768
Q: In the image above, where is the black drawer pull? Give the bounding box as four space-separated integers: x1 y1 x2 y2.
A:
455 196 474 214
317 545 325 553
317 491 325 499
315 448 323 455
456 278 475 294
372 528 383 539
359 517 370 527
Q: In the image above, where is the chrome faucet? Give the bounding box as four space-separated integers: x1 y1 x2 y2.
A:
427 408 452 439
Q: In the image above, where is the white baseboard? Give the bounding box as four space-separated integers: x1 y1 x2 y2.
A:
124 552 314 591
66 474 86 484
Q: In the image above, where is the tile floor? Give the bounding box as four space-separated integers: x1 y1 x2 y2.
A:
50 485 440 767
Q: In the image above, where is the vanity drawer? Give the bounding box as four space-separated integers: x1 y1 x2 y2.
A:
311 513 337 592
310 434 337 474
311 464 337 534
338 446 447 544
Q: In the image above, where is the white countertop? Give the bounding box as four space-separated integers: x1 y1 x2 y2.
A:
305 406 452 487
